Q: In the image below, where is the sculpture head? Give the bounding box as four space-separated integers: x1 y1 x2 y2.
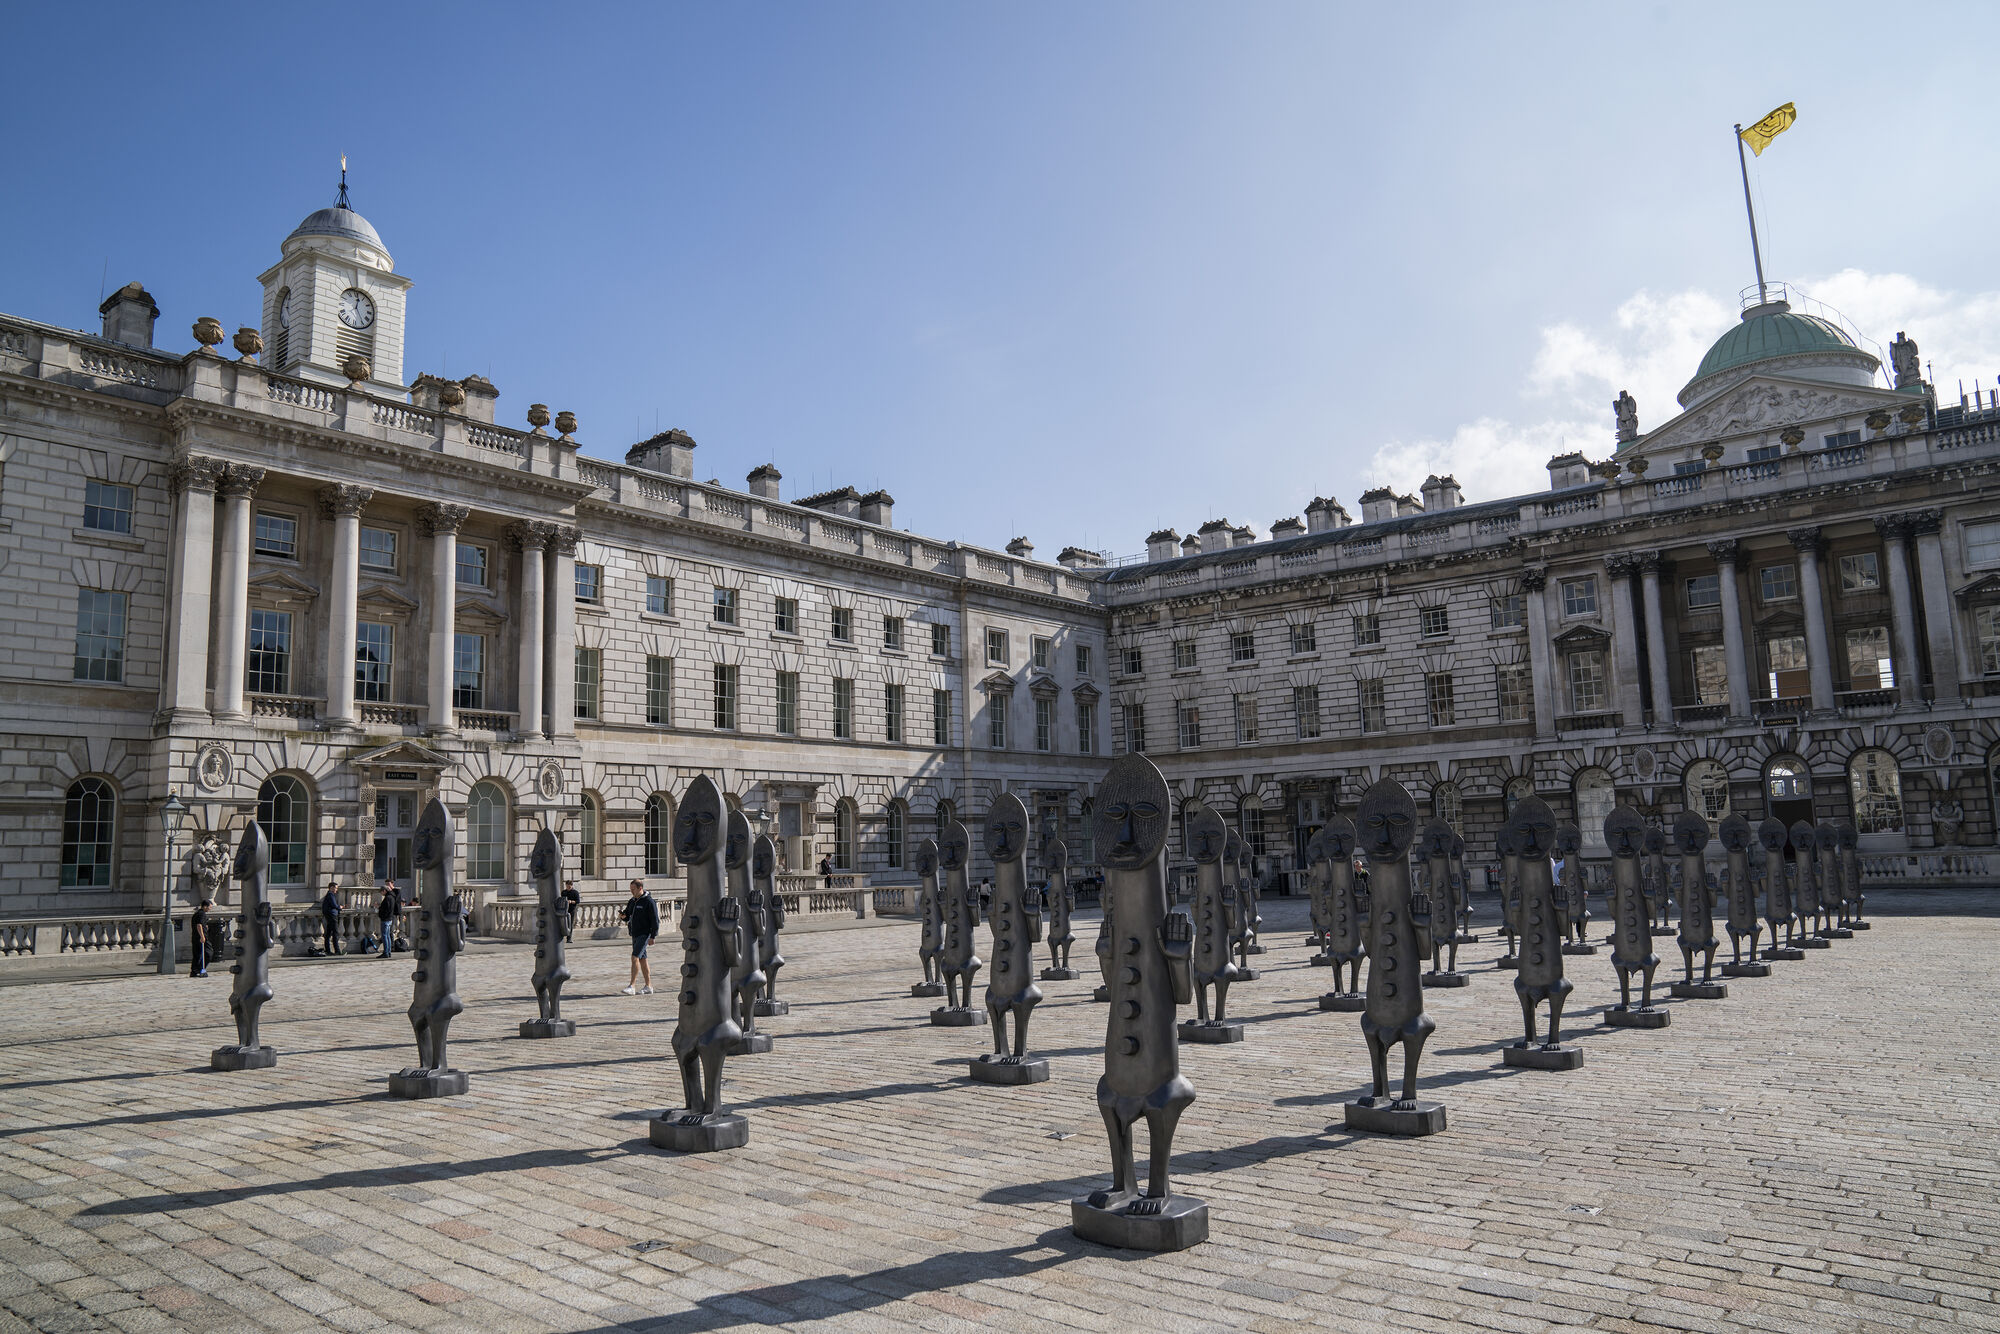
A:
1321 814 1356 860
530 827 562 882
1671 810 1710 855
1224 829 1244 869
674 775 722 866
915 838 939 878
1045 838 1067 871
1091 754 1171 870
1187 809 1227 864
1451 833 1466 858
233 819 270 883
1357 778 1418 860
1303 830 1327 868
1837 822 1859 851
1757 817 1788 853
413 798 452 871
1718 813 1752 853
1814 820 1839 851
1789 820 1817 854
1603 806 1645 859
1504 796 1557 858
1419 817 1454 860
1554 822 1582 856
938 820 971 872
1642 824 1666 856
723 807 750 869
752 834 776 879
984 792 1029 864
1494 824 1518 858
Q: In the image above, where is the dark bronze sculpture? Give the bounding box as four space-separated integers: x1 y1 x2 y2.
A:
1556 822 1595 955
1814 821 1853 938
1318 815 1366 1011
211 822 278 1071
751 834 789 1016
1758 817 1804 960
1450 833 1477 942
1788 821 1831 949
1040 839 1079 979
1345 778 1445 1136
1238 837 1264 956
911 837 945 997
1494 825 1521 970
1092 891 1113 1002
651 775 748 1151
1643 823 1672 936
1668 812 1726 998
1501 797 1582 1069
1717 814 1770 978
972 793 1048 1084
1225 831 1258 980
1180 808 1242 1043
391 798 469 1097
1304 830 1333 966
1839 822 1869 929
724 810 771 1055
1071 754 1204 1252
520 826 575 1038
1419 818 1467 987
1602 807 1668 1028
933 819 982 1025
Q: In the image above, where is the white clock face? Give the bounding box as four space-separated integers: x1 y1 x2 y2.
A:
276 289 291 330
339 288 376 330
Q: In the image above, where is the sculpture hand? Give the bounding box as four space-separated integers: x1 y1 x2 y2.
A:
1160 911 1194 1004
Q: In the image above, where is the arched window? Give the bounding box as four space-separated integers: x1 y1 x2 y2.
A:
1079 798 1096 862
1179 798 1205 857
1503 776 1534 816
1767 754 1812 803
1684 759 1730 826
256 775 311 886
1239 796 1266 858
834 800 857 869
1573 768 1615 851
466 781 508 880
936 799 956 838
1432 781 1463 833
577 792 600 878
1848 749 1904 834
60 777 115 888
645 794 674 876
886 800 908 870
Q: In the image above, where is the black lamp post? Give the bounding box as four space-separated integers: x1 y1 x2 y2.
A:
157 790 188 976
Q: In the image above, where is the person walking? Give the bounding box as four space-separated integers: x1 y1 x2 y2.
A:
561 878 581 943
620 878 659 994
191 898 212 977
319 878 343 956
819 853 834 889
376 880 401 960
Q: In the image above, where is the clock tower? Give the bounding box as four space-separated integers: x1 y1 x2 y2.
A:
257 169 412 394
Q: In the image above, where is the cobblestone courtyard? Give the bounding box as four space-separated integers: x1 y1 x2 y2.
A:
2 892 1995 1334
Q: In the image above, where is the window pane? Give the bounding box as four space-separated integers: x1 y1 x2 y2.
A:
1684 574 1720 609
712 587 738 625
72 590 127 683
1076 698 1095 753
452 633 485 709
359 526 397 571
1293 685 1321 738
1766 635 1807 698
1966 521 2000 569
83 481 134 534
254 513 297 558
645 795 674 875
456 543 487 586
247 609 292 695
256 776 310 886
574 564 602 603
1421 607 1449 638
1760 564 1797 601
1560 578 1597 616
647 656 674 725
1567 650 1605 712
832 608 852 641
986 628 1007 664
574 647 600 719
833 678 854 739
467 783 507 880
886 684 904 743
713 664 738 729
1358 679 1385 732
1848 750 1903 834
775 597 797 633
1231 631 1256 662
932 689 951 746
1426 672 1455 727
1499 663 1532 722
356 622 393 701
60 778 115 888
1691 644 1727 704
578 797 599 876
885 617 904 651
1035 696 1052 751
1838 552 1880 594
1844 626 1894 691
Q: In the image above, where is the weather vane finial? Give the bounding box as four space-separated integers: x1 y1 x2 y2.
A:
337 154 350 209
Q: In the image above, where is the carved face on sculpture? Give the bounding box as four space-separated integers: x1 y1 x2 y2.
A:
413 798 452 871
233 820 270 883
1554 822 1582 856
1321 815 1356 859
1718 813 1752 853
1642 825 1666 856
915 838 938 878
1091 754 1171 870
1672 811 1711 855
1357 778 1418 859
752 834 775 879
984 793 1028 864
724 808 750 870
1789 821 1817 854
1814 821 1839 851
1419 818 1454 860
1045 838 1067 871
1494 825 1518 858
1504 796 1557 858
1303 831 1327 868
1187 809 1227 864
938 821 971 872
530 827 561 882
1224 830 1243 870
1757 817 1788 854
675 776 722 865
1603 806 1645 859
1837 823 1858 851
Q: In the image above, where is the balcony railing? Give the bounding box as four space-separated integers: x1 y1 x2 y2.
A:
249 693 322 721
454 709 517 734
356 701 425 728
1752 696 1810 721
1837 687 1899 717
1556 711 1619 732
1674 702 1729 726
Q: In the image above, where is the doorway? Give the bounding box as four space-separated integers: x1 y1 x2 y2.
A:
373 792 417 888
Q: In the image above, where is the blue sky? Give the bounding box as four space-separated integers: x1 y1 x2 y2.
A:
7 4 1998 556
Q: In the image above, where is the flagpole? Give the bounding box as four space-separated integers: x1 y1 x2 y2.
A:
1734 124 1768 306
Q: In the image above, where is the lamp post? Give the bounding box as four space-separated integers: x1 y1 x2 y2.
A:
157 789 188 976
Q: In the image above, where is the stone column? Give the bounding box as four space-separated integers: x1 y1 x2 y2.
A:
1910 509 1961 705
509 521 549 738
210 464 265 720
161 455 222 721
418 503 470 734
1605 555 1646 730
319 484 373 729
1874 515 1925 709
1637 552 1674 727
1789 527 1837 714
1520 569 1556 739
1707 539 1752 720
545 525 579 739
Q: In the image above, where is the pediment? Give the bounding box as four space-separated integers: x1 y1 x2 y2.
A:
1026 672 1061 699
979 670 1017 694
1629 374 1903 457
455 596 508 628
1071 680 1102 702
1552 624 1611 648
350 741 454 772
357 583 419 613
247 570 320 602
1955 573 2000 605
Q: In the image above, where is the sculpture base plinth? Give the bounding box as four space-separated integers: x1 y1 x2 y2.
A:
389 1068 468 1099
1850 920 1872 930
210 1045 276 1072
1819 927 1854 940
1318 993 1365 1012
1307 955 1333 967
1670 981 1728 1000
1650 925 1675 937
1798 937 1832 950
1764 946 1806 961
1561 943 1599 955
752 998 790 1017
1040 968 1079 981
1233 967 1260 981
1177 1020 1244 1043
649 1111 748 1153
518 1018 576 1039
910 982 945 998
968 1055 1049 1085
1604 1006 1669 1029
1495 955 1519 970
1091 985 1110 1002
1454 932 1481 944
725 1033 773 1055
1422 971 1470 989
1721 961 1771 978
1070 1194 1208 1252
930 1006 979 1027
1343 1097 1447 1137
1245 944 1266 955
1502 1042 1584 1070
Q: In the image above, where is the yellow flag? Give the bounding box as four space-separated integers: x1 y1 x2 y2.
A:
1738 103 1796 156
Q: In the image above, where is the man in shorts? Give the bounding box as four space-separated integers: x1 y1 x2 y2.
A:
620 878 659 995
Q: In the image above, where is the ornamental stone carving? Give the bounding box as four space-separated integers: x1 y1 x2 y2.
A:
168 454 223 496
1705 539 1741 564
506 520 555 552
216 463 265 500
1910 508 1944 536
194 743 233 792
549 524 581 557
1635 552 1665 576
1605 554 1639 578
1786 527 1824 556
416 502 471 537
1873 515 1913 541
536 759 565 801
1518 569 1547 593
316 483 374 520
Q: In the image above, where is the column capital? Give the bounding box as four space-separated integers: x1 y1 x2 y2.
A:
1872 514 1915 541
168 453 224 496
1909 508 1945 536
1786 526 1825 556
549 524 581 557
416 502 471 538
1518 568 1548 593
506 519 556 552
1705 538 1742 564
1605 554 1640 578
1635 551 1667 577
215 463 265 501
316 483 375 520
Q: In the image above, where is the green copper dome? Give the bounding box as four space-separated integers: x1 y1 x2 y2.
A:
1692 303 1854 381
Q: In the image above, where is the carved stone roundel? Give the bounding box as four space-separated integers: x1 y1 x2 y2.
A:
537 760 564 801
1923 726 1955 764
1632 747 1658 781
195 743 233 792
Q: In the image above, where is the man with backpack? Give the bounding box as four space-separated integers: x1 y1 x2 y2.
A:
620 878 659 995
319 879 344 956
376 881 401 960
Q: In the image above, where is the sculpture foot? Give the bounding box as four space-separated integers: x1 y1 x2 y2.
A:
1318 993 1366 1013
650 1110 749 1153
1342 1097 1447 1137
1039 968 1080 981
968 1054 1049 1085
1603 1006 1670 1029
724 1033 773 1056
1306 954 1334 967
518 1018 576 1039
1495 954 1520 971
1669 981 1728 1000
1560 943 1599 955
1071 1193 1207 1252
1719 961 1771 979
1763 945 1806 961
1502 1042 1584 1071
388 1068 468 1099
1091 985 1111 1002
929 1006 979 1027
209 1045 277 1072
1421 971 1470 989
1799 935 1833 950
1820 927 1854 940
909 982 946 998
1177 1019 1245 1044
752 999 790 1016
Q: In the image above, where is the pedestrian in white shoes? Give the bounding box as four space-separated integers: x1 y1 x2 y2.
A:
620 878 659 995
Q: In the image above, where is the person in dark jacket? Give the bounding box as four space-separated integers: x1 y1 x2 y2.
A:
319 879 343 956
620 878 659 994
561 878 581 943
819 854 834 889
376 881 401 959
191 898 212 977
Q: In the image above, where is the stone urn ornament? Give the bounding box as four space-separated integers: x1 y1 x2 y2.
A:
438 379 467 410
1780 426 1806 450
192 316 225 353
555 410 578 438
1700 442 1726 464
232 326 263 361
527 402 552 433
341 353 372 385
1865 409 1892 436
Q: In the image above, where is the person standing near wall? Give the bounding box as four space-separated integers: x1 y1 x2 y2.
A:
621 878 659 995
319 879 343 956
377 881 401 960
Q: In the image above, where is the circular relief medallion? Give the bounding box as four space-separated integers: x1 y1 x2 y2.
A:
195 743 233 792
537 760 564 801
1632 747 1658 781
1923 726 1955 764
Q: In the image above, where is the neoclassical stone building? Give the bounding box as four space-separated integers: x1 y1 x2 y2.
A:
2 189 1994 920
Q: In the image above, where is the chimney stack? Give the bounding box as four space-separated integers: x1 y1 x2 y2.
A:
98 282 158 348
628 428 697 478
747 464 782 500
1058 546 1106 570
1304 497 1350 533
1419 474 1463 510
859 489 894 527
1197 518 1233 554
1146 528 1181 561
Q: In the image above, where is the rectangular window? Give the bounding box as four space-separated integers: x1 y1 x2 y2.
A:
1767 634 1808 699
1177 700 1201 749
1420 606 1450 638
452 633 485 709
1760 564 1797 602
574 647 601 719
932 688 952 746
832 607 853 642
1123 644 1143 675
1353 613 1381 646
986 627 1008 665
833 678 854 739
930 622 949 656
884 616 904 651
1233 693 1258 743
359 526 398 572
1289 622 1318 654
246 609 292 694
885 684 905 743
1845 626 1894 690
774 596 798 634
1230 630 1256 662
1174 640 1197 670
72 590 127 682
1560 577 1598 617
989 697 1009 748
1966 520 2000 570
1032 636 1050 670
1035 696 1052 751
1498 662 1532 723
574 564 603 605
1823 429 1862 450
1426 672 1455 727
1357 679 1386 733
355 622 393 702
1684 574 1721 610
713 663 738 729
254 512 297 559
646 575 674 617
1567 649 1606 713
1673 459 1708 476
712 586 738 626
774 671 797 735
82 481 134 534
647 656 674 726
1691 644 1728 705
1292 685 1321 739
1977 606 2000 675
1076 643 1093 675
455 542 487 587
1839 552 1881 594
1489 595 1524 630
1744 444 1782 477
1125 702 1148 753
1076 698 1095 754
